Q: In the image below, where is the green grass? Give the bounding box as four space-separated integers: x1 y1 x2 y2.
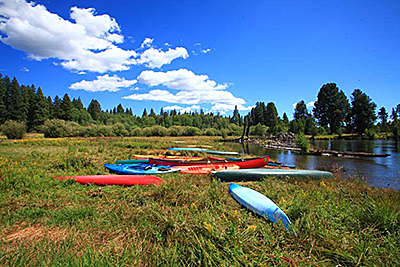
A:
0 136 399 266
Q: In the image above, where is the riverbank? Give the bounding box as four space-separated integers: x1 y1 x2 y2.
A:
1 136 399 266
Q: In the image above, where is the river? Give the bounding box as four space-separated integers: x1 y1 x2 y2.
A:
226 140 400 190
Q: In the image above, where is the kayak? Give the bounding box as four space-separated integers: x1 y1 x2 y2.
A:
229 183 293 232
149 156 269 169
214 168 334 182
104 163 180 175
175 163 240 174
168 147 240 156
52 175 164 186
133 155 205 160
116 159 150 164
267 162 296 168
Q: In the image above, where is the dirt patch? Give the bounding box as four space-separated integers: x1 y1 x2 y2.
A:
4 223 69 244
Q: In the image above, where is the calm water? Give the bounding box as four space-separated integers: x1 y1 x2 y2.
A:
226 140 400 190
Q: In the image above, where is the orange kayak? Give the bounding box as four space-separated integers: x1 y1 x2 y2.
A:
174 163 240 174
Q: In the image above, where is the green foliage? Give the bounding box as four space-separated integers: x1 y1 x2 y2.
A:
363 128 376 140
293 100 309 121
295 132 309 154
183 126 200 136
112 123 129 137
167 126 184 136
313 83 350 134
203 128 218 136
350 89 377 136
0 120 26 139
252 123 269 136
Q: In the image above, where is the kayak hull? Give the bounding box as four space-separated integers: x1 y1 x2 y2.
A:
214 168 333 182
52 175 164 185
176 163 240 174
104 163 180 175
229 183 293 231
149 156 269 169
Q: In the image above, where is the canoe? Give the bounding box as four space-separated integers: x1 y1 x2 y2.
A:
214 168 334 182
169 147 240 156
104 163 180 175
116 159 150 164
175 163 240 174
52 175 164 186
229 183 293 232
133 155 205 160
149 156 269 169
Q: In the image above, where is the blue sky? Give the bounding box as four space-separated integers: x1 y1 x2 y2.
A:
0 0 399 118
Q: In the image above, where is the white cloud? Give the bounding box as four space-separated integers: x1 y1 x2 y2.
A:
136 47 189 69
140 38 153 49
0 1 188 72
201 48 212 54
137 69 228 91
164 105 200 113
20 67 29 72
307 101 315 109
124 69 250 113
69 74 136 92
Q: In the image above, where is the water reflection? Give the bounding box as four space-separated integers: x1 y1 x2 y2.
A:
227 140 400 190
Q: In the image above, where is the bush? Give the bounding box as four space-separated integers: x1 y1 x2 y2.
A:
183 126 200 136
150 126 168 137
167 126 184 136
295 132 309 154
220 129 228 139
112 123 129 137
203 128 218 136
131 127 143 136
251 123 269 137
1 120 25 139
363 128 376 140
42 119 68 138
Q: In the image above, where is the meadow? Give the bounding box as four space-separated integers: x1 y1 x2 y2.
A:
0 135 399 266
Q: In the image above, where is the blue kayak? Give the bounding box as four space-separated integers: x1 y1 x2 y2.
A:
104 163 180 175
229 183 294 233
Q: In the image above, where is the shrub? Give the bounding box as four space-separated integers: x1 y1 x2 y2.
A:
131 127 143 136
363 128 376 140
220 129 228 139
42 119 68 138
252 123 269 137
112 123 129 137
203 128 218 136
1 120 25 139
167 126 184 136
183 126 200 136
150 125 168 136
295 132 309 154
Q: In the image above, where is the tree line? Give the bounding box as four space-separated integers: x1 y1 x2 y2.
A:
1 73 399 139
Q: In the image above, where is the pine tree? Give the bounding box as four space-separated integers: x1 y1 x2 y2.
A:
377 107 388 132
26 85 37 130
53 96 62 119
0 75 7 124
142 108 148 117
350 89 377 135
117 103 124 114
88 99 102 121
60 93 74 121
72 97 84 110
33 87 50 127
265 102 278 132
8 77 26 122
293 100 309 121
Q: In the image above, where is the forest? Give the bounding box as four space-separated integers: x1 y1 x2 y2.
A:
0 73 399 140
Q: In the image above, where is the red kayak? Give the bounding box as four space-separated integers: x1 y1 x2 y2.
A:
174 163 240 174
52 175 164 186
149 156 269 169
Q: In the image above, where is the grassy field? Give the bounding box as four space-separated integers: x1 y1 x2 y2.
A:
0 136 399 266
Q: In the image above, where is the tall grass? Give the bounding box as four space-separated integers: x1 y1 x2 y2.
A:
0 136 399 266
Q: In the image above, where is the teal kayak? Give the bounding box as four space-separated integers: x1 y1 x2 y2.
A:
104 163 180 175
116 159 150 164
229 183 294 233
214 168 334 182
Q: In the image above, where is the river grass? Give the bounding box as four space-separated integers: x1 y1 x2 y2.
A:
0 136 399 266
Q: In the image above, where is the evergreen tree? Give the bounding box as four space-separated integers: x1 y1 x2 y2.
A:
230 105 240 125
265 102 278 132
116 103 124 114
53 96 63 119
293 100 309 121
349 89 377 135
0 75 7 124
282 113 289 126
142 108 148 117
47 96 53 119
60 93 74 121
32 87 50 127
313 83 350 134
377 107 388 132
88 99 102 121
26 85 37 130
149 108 156 117
72 97 84 110
8 77 26 122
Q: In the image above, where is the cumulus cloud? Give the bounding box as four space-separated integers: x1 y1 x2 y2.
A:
137 69 228 91
20 67 29 72
136 47 188 69
69 74 136 92
163 105 200 113
0 0 188 72
307 101 315 109
140 38 153 49
123 69 251 113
